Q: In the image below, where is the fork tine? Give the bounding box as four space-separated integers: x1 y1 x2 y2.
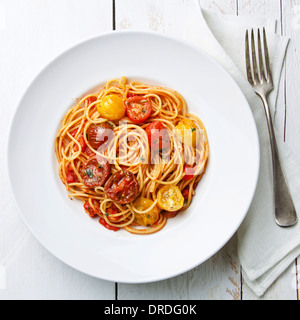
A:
257 29 266 82
251 29 260 84
263 27 273 83
245 30 254 85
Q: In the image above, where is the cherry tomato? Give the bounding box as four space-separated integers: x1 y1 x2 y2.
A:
65 166 78 184
125 96 152 124
176 119 198 148
81 156 111 188
157 185 184 212
133 197 160 227
99 217 120 232
97 95 125 121
83 199 100 218
104 170 139 204
86 123 113 150
145 121 170 150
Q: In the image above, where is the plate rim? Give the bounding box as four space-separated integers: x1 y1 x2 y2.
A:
6 30 260 284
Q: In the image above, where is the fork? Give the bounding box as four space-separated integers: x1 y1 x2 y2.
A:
245 28 297 227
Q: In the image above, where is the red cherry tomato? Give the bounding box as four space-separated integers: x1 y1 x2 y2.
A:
125 96 152 124
145 121 170 150
104 170 139 204
86 123 113 151
81 156 111 188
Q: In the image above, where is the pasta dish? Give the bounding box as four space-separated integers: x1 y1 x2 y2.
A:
55 77 209 234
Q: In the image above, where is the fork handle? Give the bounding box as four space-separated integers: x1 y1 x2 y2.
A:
261 96 297 227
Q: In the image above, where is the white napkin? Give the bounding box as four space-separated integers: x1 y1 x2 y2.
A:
187 3 300 297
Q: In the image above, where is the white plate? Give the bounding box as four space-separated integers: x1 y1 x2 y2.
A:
7 31 259 283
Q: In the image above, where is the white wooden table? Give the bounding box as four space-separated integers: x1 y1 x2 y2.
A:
0 0 299 300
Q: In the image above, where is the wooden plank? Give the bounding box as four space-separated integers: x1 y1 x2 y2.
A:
237 0 298 300
0 0 115 300
115 0 241 300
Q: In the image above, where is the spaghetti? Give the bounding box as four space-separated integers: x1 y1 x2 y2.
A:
55 77 209 235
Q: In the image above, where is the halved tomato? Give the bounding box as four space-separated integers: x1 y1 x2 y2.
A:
176 119 199 148
97 95 125 121
104 170 139 204
133 197 160 227
125 96 152 124
145 121 170 150
86 123 113 150
81 156 111 188
157 185 184 212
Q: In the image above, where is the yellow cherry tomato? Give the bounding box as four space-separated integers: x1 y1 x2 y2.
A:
176 119 198 148
157 185 184 212
97 95 125 121
133 197 160 227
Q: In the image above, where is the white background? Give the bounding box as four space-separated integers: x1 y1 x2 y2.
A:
0 0 299 300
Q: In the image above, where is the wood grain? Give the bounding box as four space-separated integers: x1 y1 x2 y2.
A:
0 0 298 300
